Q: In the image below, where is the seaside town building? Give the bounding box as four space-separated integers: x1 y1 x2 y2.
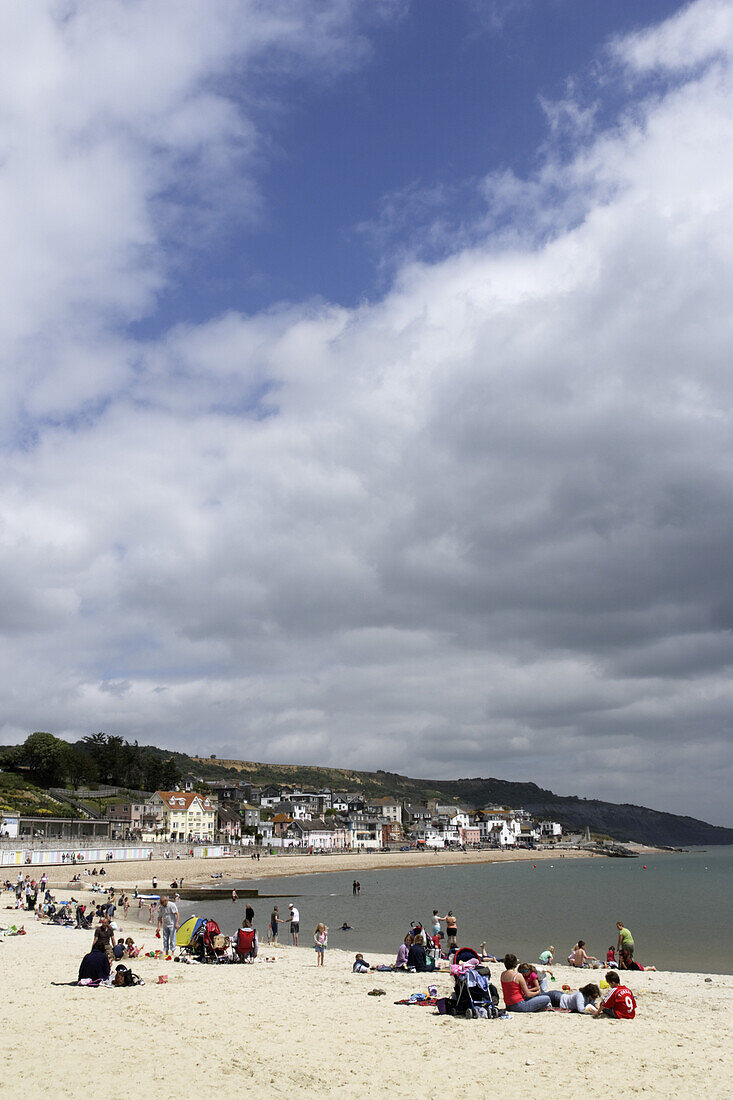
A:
148 790 216 842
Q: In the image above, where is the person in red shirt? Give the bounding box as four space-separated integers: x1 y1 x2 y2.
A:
591 971 637 1019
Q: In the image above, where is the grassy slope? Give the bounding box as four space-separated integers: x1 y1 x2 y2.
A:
0 772 76 818
181 755 733 847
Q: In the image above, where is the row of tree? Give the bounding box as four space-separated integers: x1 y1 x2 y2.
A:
0 732 180 792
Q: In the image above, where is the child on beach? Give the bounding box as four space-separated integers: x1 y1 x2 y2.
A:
353 953 370 973
548 983 600 1013
590 972 637 1019
570 941 600 968
314 923 328 966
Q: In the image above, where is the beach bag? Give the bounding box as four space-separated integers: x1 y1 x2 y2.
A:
213 934 227 950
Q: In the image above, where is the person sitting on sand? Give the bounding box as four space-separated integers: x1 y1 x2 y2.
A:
78 943 111 983
548 983 600 1013
517 962 542 996
395 934 412 970
236 920 258 963
570 941 599 968
539 946 555 965
406 937 428 973
500 954 551 1013
518 961 552 995
124 937 139 958
589 972 637 1019
606 946 617 966
112 937 126 960
353 953 370 973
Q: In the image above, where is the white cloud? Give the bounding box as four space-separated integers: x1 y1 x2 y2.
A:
0 0 732 824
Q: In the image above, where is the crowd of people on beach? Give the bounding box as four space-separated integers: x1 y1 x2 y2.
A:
1 871 644 1018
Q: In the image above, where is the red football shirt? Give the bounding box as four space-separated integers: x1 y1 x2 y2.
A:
602 984 637 1019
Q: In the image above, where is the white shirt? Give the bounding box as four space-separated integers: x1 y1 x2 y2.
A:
290 907 299 923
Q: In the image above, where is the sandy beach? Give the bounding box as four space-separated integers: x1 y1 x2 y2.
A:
2 886 730 1100
34 844 598 890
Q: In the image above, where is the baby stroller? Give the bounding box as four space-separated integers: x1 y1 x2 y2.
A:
189 918 228 963
452 969 501 1019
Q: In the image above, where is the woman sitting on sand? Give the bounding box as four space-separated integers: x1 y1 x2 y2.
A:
395 934 412 970
500 954 551 1013
548 983 600 1013
406 937 428 973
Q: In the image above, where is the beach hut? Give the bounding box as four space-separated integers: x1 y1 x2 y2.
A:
176 915 203 947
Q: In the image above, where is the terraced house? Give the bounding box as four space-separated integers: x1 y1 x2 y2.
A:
149 790 216 842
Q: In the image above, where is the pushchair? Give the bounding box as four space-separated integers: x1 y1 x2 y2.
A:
451 969 501 1018
189 918 228 963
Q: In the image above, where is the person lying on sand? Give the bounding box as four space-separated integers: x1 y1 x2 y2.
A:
548 983 600 1013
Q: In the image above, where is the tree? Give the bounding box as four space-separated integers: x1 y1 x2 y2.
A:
21 732 68 787
81 733 125 785
66 747 98 790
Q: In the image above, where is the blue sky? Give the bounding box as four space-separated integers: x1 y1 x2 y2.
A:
1 0 732 825
141 0 688 328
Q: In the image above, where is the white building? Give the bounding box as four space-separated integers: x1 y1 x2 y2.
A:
346 815 383 850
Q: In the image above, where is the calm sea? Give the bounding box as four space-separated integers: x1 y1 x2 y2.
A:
177 846 733 973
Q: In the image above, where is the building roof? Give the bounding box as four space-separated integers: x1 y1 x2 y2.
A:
156 791 214 811
289 818 339 833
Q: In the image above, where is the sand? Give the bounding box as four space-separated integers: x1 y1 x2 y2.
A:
1 887 731 1100
36 843 597 891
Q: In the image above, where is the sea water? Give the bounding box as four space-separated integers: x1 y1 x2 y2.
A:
177 845 733 973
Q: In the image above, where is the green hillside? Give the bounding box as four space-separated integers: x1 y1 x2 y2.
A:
2 735 731 847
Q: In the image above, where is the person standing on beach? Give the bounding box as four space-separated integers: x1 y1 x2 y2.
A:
314 923 327 966
616 922 634 968
288 903 300 946
245 903 255 925
440 911 458 949
156 895 179 956
269 905 282 944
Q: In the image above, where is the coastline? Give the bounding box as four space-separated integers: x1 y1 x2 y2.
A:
1 911 730 1099
39 845 601 890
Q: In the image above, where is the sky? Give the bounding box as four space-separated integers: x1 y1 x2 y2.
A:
1 0 732 826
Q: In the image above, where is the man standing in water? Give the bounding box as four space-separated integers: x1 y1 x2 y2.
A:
616 921 634 968
269 905 282 944
288 902 300 946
